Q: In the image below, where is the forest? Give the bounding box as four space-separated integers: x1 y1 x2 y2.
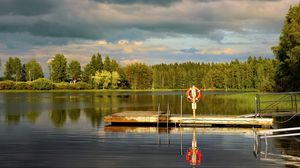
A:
0 54 277 91
152 57 276 91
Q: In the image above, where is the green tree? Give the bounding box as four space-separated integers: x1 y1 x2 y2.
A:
49 54 67 82
125 63 153 89
68 60 81 83
25 59 44 81
92 70 111 89
103 56 111 72
111 71 120 89
272 3 300 91
82 53 103 83
4 57 22 81
82 64 93 83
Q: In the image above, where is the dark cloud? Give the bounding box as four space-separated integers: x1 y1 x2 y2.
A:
92 0 182 6
0 0 287 43
0 0 295 64
0 0 58 16
0 22 31 33
30 21 103 39
0 32 71 51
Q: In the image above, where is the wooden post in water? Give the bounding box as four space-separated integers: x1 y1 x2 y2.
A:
291 94 294 112
180 126 183 155
167 104 170 145
295 95 298 113
180 95 183 126
180 95 183 155
255 94 261 117
157 103 160 145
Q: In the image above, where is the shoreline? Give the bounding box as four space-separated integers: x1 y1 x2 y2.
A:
0 88 259 93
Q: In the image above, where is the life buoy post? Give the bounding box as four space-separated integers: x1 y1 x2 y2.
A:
186 85 202 118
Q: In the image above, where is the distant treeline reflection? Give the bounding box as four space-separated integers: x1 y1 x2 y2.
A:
3 92 256 127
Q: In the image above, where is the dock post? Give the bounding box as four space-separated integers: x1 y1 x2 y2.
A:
291 94 294 112
180 126 183 155
255 94 261 117
257 135 261 158
255 96 257 117
295 95 298 113
257 95 261 117
264 135 268 158
180 95 183 126
167 103 170 145
157 103 161 145
180 96 183 155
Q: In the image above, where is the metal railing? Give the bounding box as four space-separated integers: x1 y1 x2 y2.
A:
253 127 300 158
255 92 300 117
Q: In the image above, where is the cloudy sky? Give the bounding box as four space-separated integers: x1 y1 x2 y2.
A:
0 0 299 71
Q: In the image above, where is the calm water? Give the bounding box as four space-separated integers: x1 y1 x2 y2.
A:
0 91 299 167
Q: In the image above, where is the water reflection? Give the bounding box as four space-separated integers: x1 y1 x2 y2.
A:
49 109 67 128
185 128 202 167
68 108 80 122
1 91 256 127
84 108 102 127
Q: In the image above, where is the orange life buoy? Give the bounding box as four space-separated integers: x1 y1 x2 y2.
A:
186 86 202 102
185 149 202 165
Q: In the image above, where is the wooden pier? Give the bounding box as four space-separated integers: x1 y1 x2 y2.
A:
104 111 273 128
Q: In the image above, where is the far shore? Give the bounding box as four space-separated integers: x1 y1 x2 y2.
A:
0 88 259 93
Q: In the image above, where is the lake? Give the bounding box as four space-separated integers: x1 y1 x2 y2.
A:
0 91 299 167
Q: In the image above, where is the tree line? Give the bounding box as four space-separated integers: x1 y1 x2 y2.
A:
0 54 277 91
152 57 277 91
0 53 153 90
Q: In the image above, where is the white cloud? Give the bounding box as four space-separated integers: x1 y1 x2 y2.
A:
97 40 108 45
120 59 142 66
198 48 240 55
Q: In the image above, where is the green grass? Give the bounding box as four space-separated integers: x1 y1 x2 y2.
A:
212 92 300 115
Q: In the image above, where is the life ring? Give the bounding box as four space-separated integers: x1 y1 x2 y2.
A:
185 148 202 165
186 86 202 102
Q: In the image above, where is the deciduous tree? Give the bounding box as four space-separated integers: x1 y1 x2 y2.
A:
25 59 44 81
49 54 67 82
92 70 111 89
125 63 153 89
68 60 81 83
4 57 22 81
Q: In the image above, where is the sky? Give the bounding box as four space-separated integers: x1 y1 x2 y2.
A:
0 0 299 72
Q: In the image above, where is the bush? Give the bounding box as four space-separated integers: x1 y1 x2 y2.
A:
0 80 15 90
31 78 53 90
54 82 70 90
72 82 92 90
14 82 32 90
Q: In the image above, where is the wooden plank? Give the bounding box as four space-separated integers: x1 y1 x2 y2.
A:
104 126 268 135
104 111 273 127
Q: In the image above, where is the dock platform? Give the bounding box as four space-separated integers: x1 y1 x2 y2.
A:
104 111 273 128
